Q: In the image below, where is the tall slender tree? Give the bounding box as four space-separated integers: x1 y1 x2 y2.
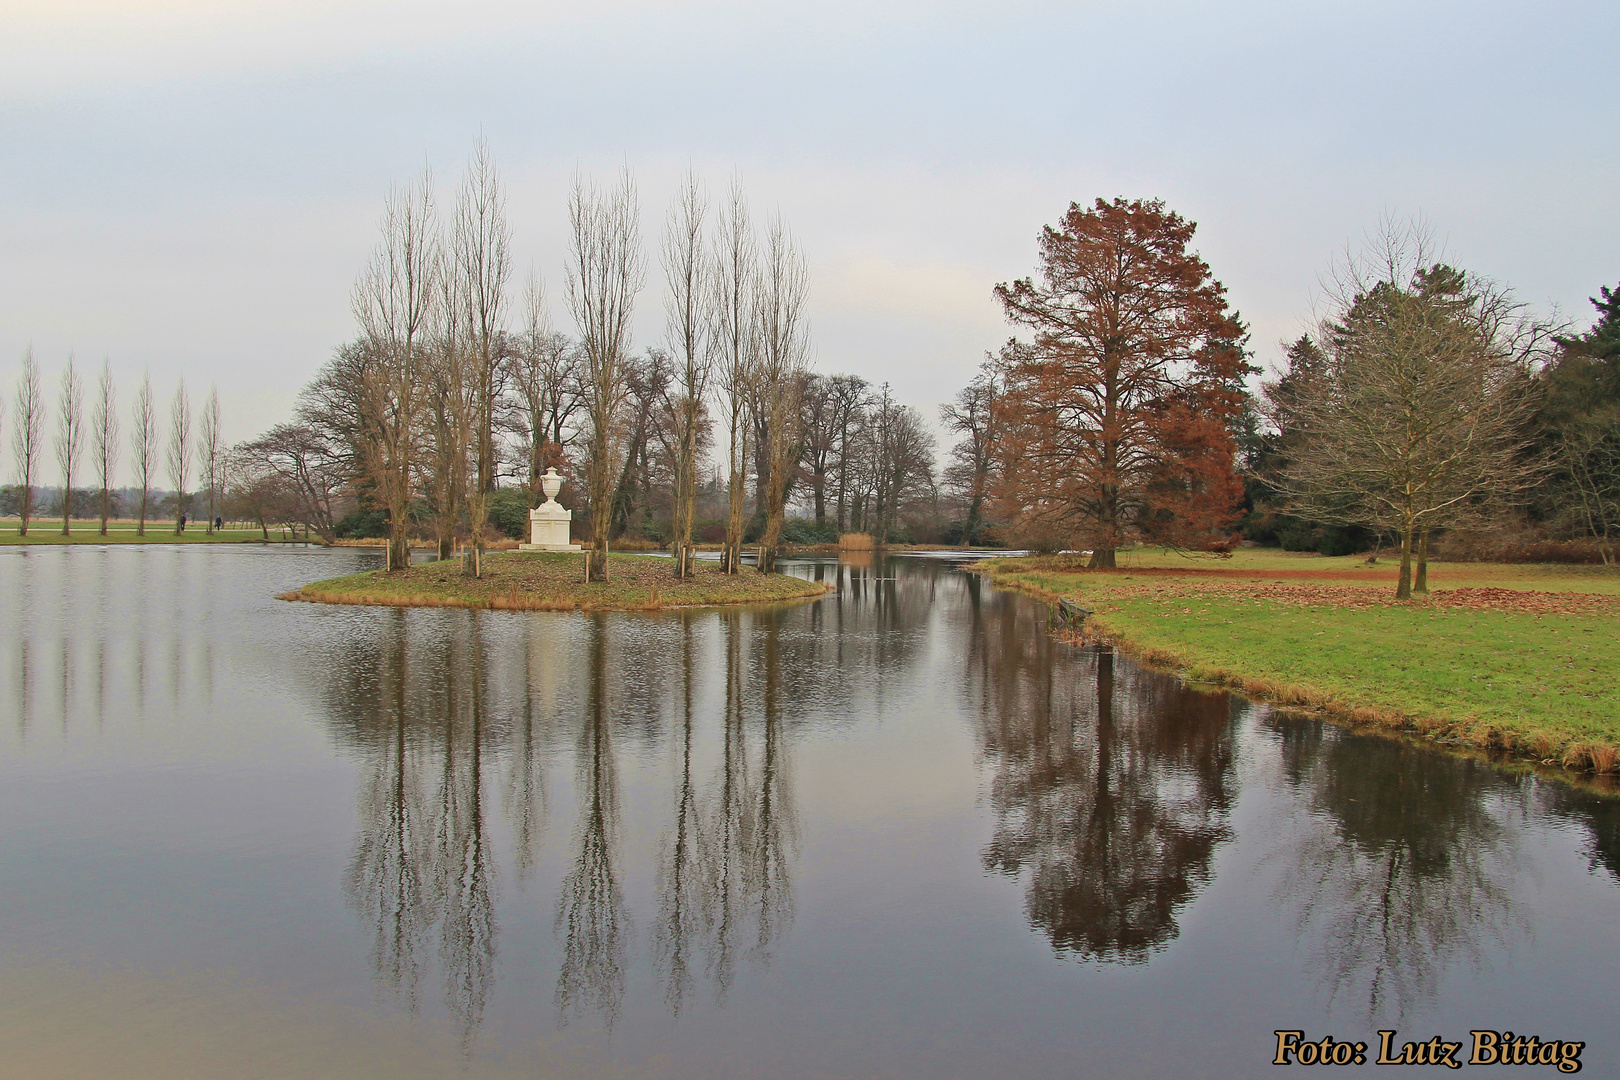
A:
56 355 84 536
993 198 1250 566
198 386 223 534
13 348 43 536
753 216 810 573
131 372 157 536
451 139 510 577
710 181 757 574
92 359 119 535
941 362 1000 545
168 380 192 533
662 171 714 579
565 168 644 583
353 168 440 570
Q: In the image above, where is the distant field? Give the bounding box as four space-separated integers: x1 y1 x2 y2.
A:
980 547 1620 774
0 518 297 544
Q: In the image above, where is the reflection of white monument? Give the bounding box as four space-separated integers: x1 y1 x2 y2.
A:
519 468 582 552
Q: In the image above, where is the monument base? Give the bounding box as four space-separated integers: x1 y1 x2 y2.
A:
525 496 579 553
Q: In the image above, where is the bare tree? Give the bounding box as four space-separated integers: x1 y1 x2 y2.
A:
451 139 511 576
710 180 757 573
1278 222 1546 598
235 422 346 541
662 171 714 578
92 359 120 535
752 216 810 573
354 168 441 570
13 348 43 536
422 249 473 562
565 168 645 582
198 386 223 533
511 274 582 506
131 372 158 536
56 355 85 535
168 380 192 533
942 362 1000 545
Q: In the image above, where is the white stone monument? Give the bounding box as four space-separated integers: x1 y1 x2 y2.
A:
519 468 582 552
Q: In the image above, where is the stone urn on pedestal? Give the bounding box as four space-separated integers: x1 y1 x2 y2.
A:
519 468 582 552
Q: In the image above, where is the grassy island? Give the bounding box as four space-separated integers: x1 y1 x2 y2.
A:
285 550 831 612
978 549 1620 775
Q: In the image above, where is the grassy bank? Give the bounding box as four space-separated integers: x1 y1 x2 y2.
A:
978 548 1620 774
0 520 293 544
287 550 832 611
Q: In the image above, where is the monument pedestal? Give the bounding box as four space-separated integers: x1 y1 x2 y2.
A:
518 468 582 552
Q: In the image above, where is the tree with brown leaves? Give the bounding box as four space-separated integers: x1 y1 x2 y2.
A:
993 198 1249 566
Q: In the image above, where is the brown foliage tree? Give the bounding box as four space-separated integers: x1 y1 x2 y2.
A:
993 198 1249 567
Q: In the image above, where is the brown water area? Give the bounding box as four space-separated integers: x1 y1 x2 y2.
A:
1 546 1616 1078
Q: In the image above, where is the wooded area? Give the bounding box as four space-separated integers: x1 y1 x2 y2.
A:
7 176 1617 584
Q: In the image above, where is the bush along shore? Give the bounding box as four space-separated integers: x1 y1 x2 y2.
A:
977 549 1620 777
283 550 831 612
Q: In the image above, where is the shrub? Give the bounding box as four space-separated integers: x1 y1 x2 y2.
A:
335 508 389 539
488 489 531 540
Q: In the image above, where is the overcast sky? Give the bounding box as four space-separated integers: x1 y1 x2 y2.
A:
3 0 1616 479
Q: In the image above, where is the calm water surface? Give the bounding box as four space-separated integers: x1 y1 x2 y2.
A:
1 545 1616 1079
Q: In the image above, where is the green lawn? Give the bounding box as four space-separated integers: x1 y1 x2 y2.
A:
0 519 289 544
292 550 830 611
981 549 1620 771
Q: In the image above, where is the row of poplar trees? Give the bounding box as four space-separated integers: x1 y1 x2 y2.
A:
7 351 223 537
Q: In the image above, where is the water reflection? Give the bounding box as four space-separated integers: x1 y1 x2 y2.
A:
554 620 630 1028
340 611 499 1047
970 593 1236 962
4 547 1620 1077
325 600 807 1040
1268 720 1528 1020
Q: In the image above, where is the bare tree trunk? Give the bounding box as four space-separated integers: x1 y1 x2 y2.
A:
753 215 809 575
566 168 644 583
1396 517 1414 601
354 168 440 573
13 348 43 537
451 138 510 579
168 382 192 534
663 171 713 580
199 386 222 535
93 359 118 536
1414 527 1430 594
712 180 757 575
132 371 156 536
57 356 84 536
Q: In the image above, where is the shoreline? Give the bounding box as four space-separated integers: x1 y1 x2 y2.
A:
284 549 832 613
975 553 1620 784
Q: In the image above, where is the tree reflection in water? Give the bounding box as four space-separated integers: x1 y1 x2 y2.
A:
554 618 630 1028
971 591 1236 962
340 611 499 1049
323 592 811 1037
653 618 704 1016
1269 720 1527 1021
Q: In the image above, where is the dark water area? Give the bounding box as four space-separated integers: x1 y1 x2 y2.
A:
1 545 1617 1078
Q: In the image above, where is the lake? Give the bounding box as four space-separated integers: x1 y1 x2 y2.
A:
1 545 1615 1078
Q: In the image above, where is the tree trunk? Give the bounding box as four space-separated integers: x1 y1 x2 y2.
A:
1414 528 1430 594
1395 521 1414 600
1088 482 1118 568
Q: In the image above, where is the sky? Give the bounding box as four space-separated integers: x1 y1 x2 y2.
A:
2 0 1616 481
